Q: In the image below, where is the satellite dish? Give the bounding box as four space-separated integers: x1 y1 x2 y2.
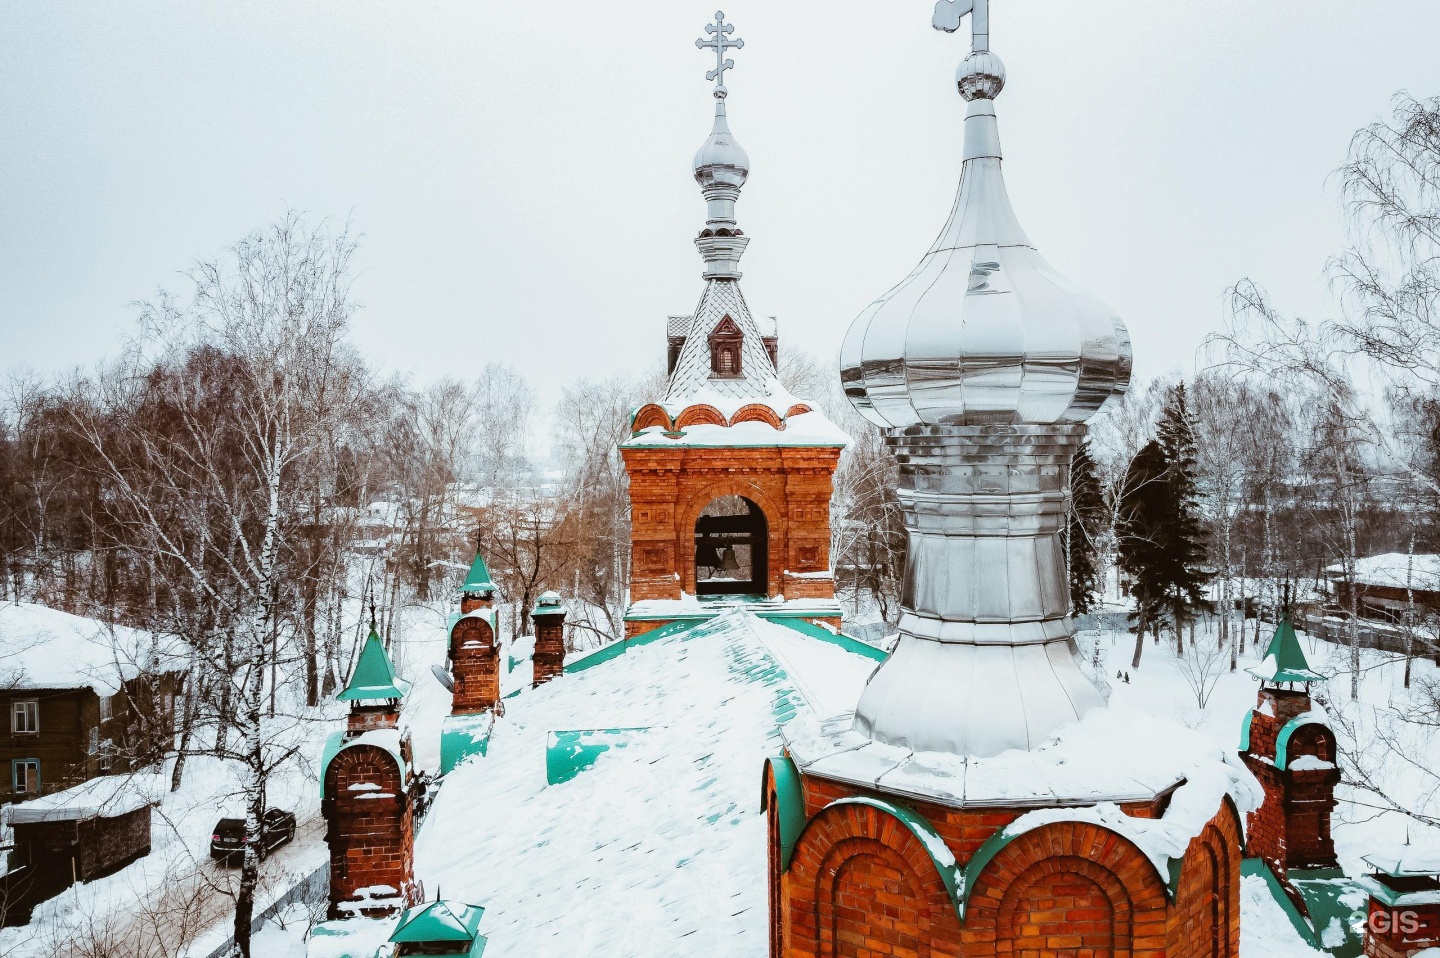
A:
430 665 455 692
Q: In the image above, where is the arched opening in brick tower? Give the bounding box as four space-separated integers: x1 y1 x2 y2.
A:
694 496 767 596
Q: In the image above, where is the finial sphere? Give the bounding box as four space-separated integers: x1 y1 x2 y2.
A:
957 50 1005 100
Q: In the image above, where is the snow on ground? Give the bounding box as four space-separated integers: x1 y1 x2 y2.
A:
1239 873 1330 958
411 610 875 957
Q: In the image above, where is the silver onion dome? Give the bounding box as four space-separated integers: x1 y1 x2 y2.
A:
839 55 1131 427
839 0 1132 758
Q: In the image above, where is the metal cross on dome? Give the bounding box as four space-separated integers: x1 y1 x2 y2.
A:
933 0 989 52
696 10 743 98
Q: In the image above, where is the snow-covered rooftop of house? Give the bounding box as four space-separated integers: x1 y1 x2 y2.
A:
414 610 877 956
0 602 183 696
7 771 163 824
1328 553 1440 591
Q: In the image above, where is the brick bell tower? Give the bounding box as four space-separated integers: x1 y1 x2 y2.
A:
766 3 1249 956
322 621 420 919
620 12 848 639
1239 611 1339 877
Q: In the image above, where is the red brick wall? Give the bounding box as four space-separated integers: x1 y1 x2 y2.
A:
459 593 494 615
775 768 1240 958
622 445 841 603
1365 899 1440 957
533 615 566 686
450 616 500 714
324 744 415 919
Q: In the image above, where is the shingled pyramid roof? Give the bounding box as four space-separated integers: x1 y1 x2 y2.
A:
337 627 412 702
460 551 495 594
664 279 792 410
1249 613 1325 685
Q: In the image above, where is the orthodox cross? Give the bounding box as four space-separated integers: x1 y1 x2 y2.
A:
932 0 989 52
696 10 744 97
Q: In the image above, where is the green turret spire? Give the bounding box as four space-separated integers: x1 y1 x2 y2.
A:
337 627 413 702
1248 612 1325 685
461 550 495 595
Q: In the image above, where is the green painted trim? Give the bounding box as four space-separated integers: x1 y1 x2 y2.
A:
1242 858 1319 946
545 728 649 785
440 714 494 776
762 758 808 870
564 620 698 674
799 796 963 922
767 617 888 662
623 604 844 623
1239 711 1254 752
1275 715 1330 771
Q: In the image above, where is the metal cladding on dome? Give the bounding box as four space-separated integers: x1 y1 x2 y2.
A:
840 2 1131 429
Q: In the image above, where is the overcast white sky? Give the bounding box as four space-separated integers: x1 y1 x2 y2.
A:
2 1 1438 407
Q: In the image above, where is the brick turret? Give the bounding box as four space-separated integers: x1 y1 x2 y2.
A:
449 550 501 714
322 626 420 919
1361 849 1440 958
531 591 567 686
1239 613 1339 877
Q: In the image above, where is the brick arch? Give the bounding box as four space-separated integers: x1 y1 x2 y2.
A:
996 859 1130 958
1286 723 1335 764
964 821 1169 958
675 480 787 597
786 801 963 958
729 403 785 429
1167 801 1242 958
631 403 673 434
784 403 814 419
450 615 495 658
674 404 728 428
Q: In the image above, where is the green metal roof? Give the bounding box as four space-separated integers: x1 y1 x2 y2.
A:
337 628 412 702
460 552 495 594
762 757 807 870
545 728 648 785
1249 613 1326 684
1291 868 1366 958
390 900 485 944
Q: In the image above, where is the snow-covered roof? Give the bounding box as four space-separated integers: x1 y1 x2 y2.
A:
1328 553 1440 591
7 771 162 824
783 683 1263 814
415 610 878 955
0 602 183 696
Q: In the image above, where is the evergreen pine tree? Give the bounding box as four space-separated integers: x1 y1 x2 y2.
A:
1118 439 1171 667
1155 382 1211 637
1067 441 1106 616
1117 383 1212 668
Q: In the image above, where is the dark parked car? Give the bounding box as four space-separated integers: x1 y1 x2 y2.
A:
209 808 297 863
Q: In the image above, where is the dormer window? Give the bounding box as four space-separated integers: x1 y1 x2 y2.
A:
708 316 744 379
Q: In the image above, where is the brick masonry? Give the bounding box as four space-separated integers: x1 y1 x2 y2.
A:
323 740 417 919
1239 688 1339 877
449 613 500 714
1365 898 1440 957
621 444 843 604
769 765 1242 957
534 612 566 687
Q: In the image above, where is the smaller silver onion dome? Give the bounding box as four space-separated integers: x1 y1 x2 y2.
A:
957 50 1005 100
693 100 750 192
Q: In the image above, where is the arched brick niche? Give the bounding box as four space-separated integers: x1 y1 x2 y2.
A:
1166 801 1243 958
964 821 1168 958
784 799 964 958
322 744 416 918
449 613 499 714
